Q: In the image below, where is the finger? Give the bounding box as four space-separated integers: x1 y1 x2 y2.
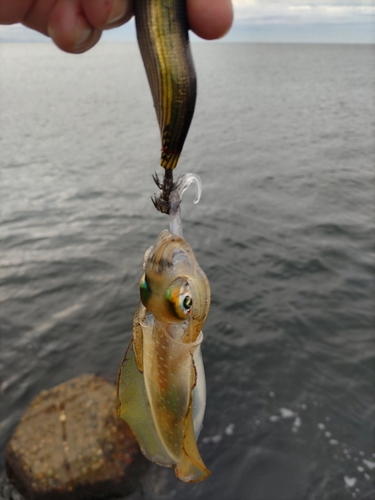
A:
47 0 101 53
187 0 233 40
22 0 59 37
81 0 133 31
0 0 33 24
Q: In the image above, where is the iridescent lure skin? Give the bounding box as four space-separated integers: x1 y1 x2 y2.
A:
117 175 211 483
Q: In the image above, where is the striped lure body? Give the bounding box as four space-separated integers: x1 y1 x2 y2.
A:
134 0 197 170
117 230 211 482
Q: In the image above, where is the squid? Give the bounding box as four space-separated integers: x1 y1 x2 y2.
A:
117 175 211 482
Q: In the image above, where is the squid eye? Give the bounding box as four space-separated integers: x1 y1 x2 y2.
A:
165 281 193 319
140 278 151 305
183 296 192 310
179 292 192 316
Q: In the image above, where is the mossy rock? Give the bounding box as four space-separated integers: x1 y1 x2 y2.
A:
5 374 147 500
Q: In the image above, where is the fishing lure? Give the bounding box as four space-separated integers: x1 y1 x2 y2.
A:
117 175 211 482
135 0 196 171
134 0 197 213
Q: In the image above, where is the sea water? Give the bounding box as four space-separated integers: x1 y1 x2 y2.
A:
0 42 374 499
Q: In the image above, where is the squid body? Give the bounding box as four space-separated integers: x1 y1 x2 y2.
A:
117 215 211 482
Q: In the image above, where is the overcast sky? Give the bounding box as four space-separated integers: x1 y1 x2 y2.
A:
0 0 373 44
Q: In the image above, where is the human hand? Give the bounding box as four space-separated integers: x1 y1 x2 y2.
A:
0 0 233 53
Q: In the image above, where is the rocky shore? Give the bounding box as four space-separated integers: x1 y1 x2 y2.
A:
5 374 147 500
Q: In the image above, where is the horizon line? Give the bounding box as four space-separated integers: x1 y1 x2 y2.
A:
0 20 373 45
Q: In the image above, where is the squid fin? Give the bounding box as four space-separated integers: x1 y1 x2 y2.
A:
132 302 144 372
174 368 211 483
117 340 172 467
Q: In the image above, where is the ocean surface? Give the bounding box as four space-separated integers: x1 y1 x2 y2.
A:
0 42 374 500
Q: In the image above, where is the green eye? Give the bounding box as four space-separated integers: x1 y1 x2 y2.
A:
140 279 151 304
183 296 192 309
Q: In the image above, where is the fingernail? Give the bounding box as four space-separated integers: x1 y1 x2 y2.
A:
74 27 92 51
47 24 57 41
106 0 128 25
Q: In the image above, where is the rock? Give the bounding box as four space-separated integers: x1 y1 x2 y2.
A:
5 374 147 500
